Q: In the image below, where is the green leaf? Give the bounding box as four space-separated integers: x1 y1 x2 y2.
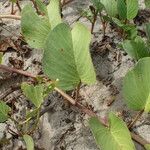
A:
47 0 62 30
26 108 40 119
101 0 118 17
21 5 51 49
35 0 47 15
89 113 135 150
91 0 104 11
72 23 96 85
117 0 127 19
122 36 150 60
0 102 11 123
123 57 150 112
145 0 150 8
43 23 96 91
21 83 44 108
126 26 138 39
145 144 150 150
23 134 34 150
126 0 138 20
145 23 150 42
112 17 137 39
81 9 94 23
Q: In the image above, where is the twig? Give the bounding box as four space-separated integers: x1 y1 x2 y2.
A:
0 15 21 20
40 105 52 117
16 0 22 12
11 2 14 15
99 13 107 37
62 0 74 7
0 65 36 78
54 87 76 105
30 0 41 15
0 64 149 147
131 132 148 145
91 11 98 34
0 84 20 100
75 81 81 101
128 110 144 129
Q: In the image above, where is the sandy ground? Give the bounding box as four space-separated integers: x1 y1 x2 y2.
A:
0 0 150 150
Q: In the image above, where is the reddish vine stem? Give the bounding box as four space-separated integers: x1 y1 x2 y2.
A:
62 0 74 7
11 2 14 15
0 64 149 147
75 81 81 101
91 12 98 34
16 0 22 12
131 132 148 146
128 110 144 129
30 0 41 15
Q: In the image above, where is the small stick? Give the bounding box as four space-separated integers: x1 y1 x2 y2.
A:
0 15 21 20
11 2 14 15
0 84 20 100
16 0 22 12
54 87 76 105
62 0 74 7
0 64 36 78
75 81 81 101
91 12 98 34
30 0 41 15
131 132 148 146
61 0 66 6
128 110 144 129
0 64 149 147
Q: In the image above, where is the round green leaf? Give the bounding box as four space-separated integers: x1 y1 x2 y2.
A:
89 113 135 150
21 83 44 108
21 5 51 49
122 36 150 61
101 0 118 17
117 0 127 20
123 57 150 112
47 0 62 30
42 23 96 91
91 0 104 11
126 0 138 20
35 0 48 15
0 102 11 123
23 134 34 150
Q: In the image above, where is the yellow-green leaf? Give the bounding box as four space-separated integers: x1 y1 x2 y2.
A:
123 57 150 112
91 0 104 11
21 5 51 49
23 134 34 150
126 0 138 20
47 0 62 29
21 83 44 108
43 23 96 91
101 0 118 17
35 0 47 15
122 36 150 61
0 101 11 123
89 113 135 150
117 0 127 19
